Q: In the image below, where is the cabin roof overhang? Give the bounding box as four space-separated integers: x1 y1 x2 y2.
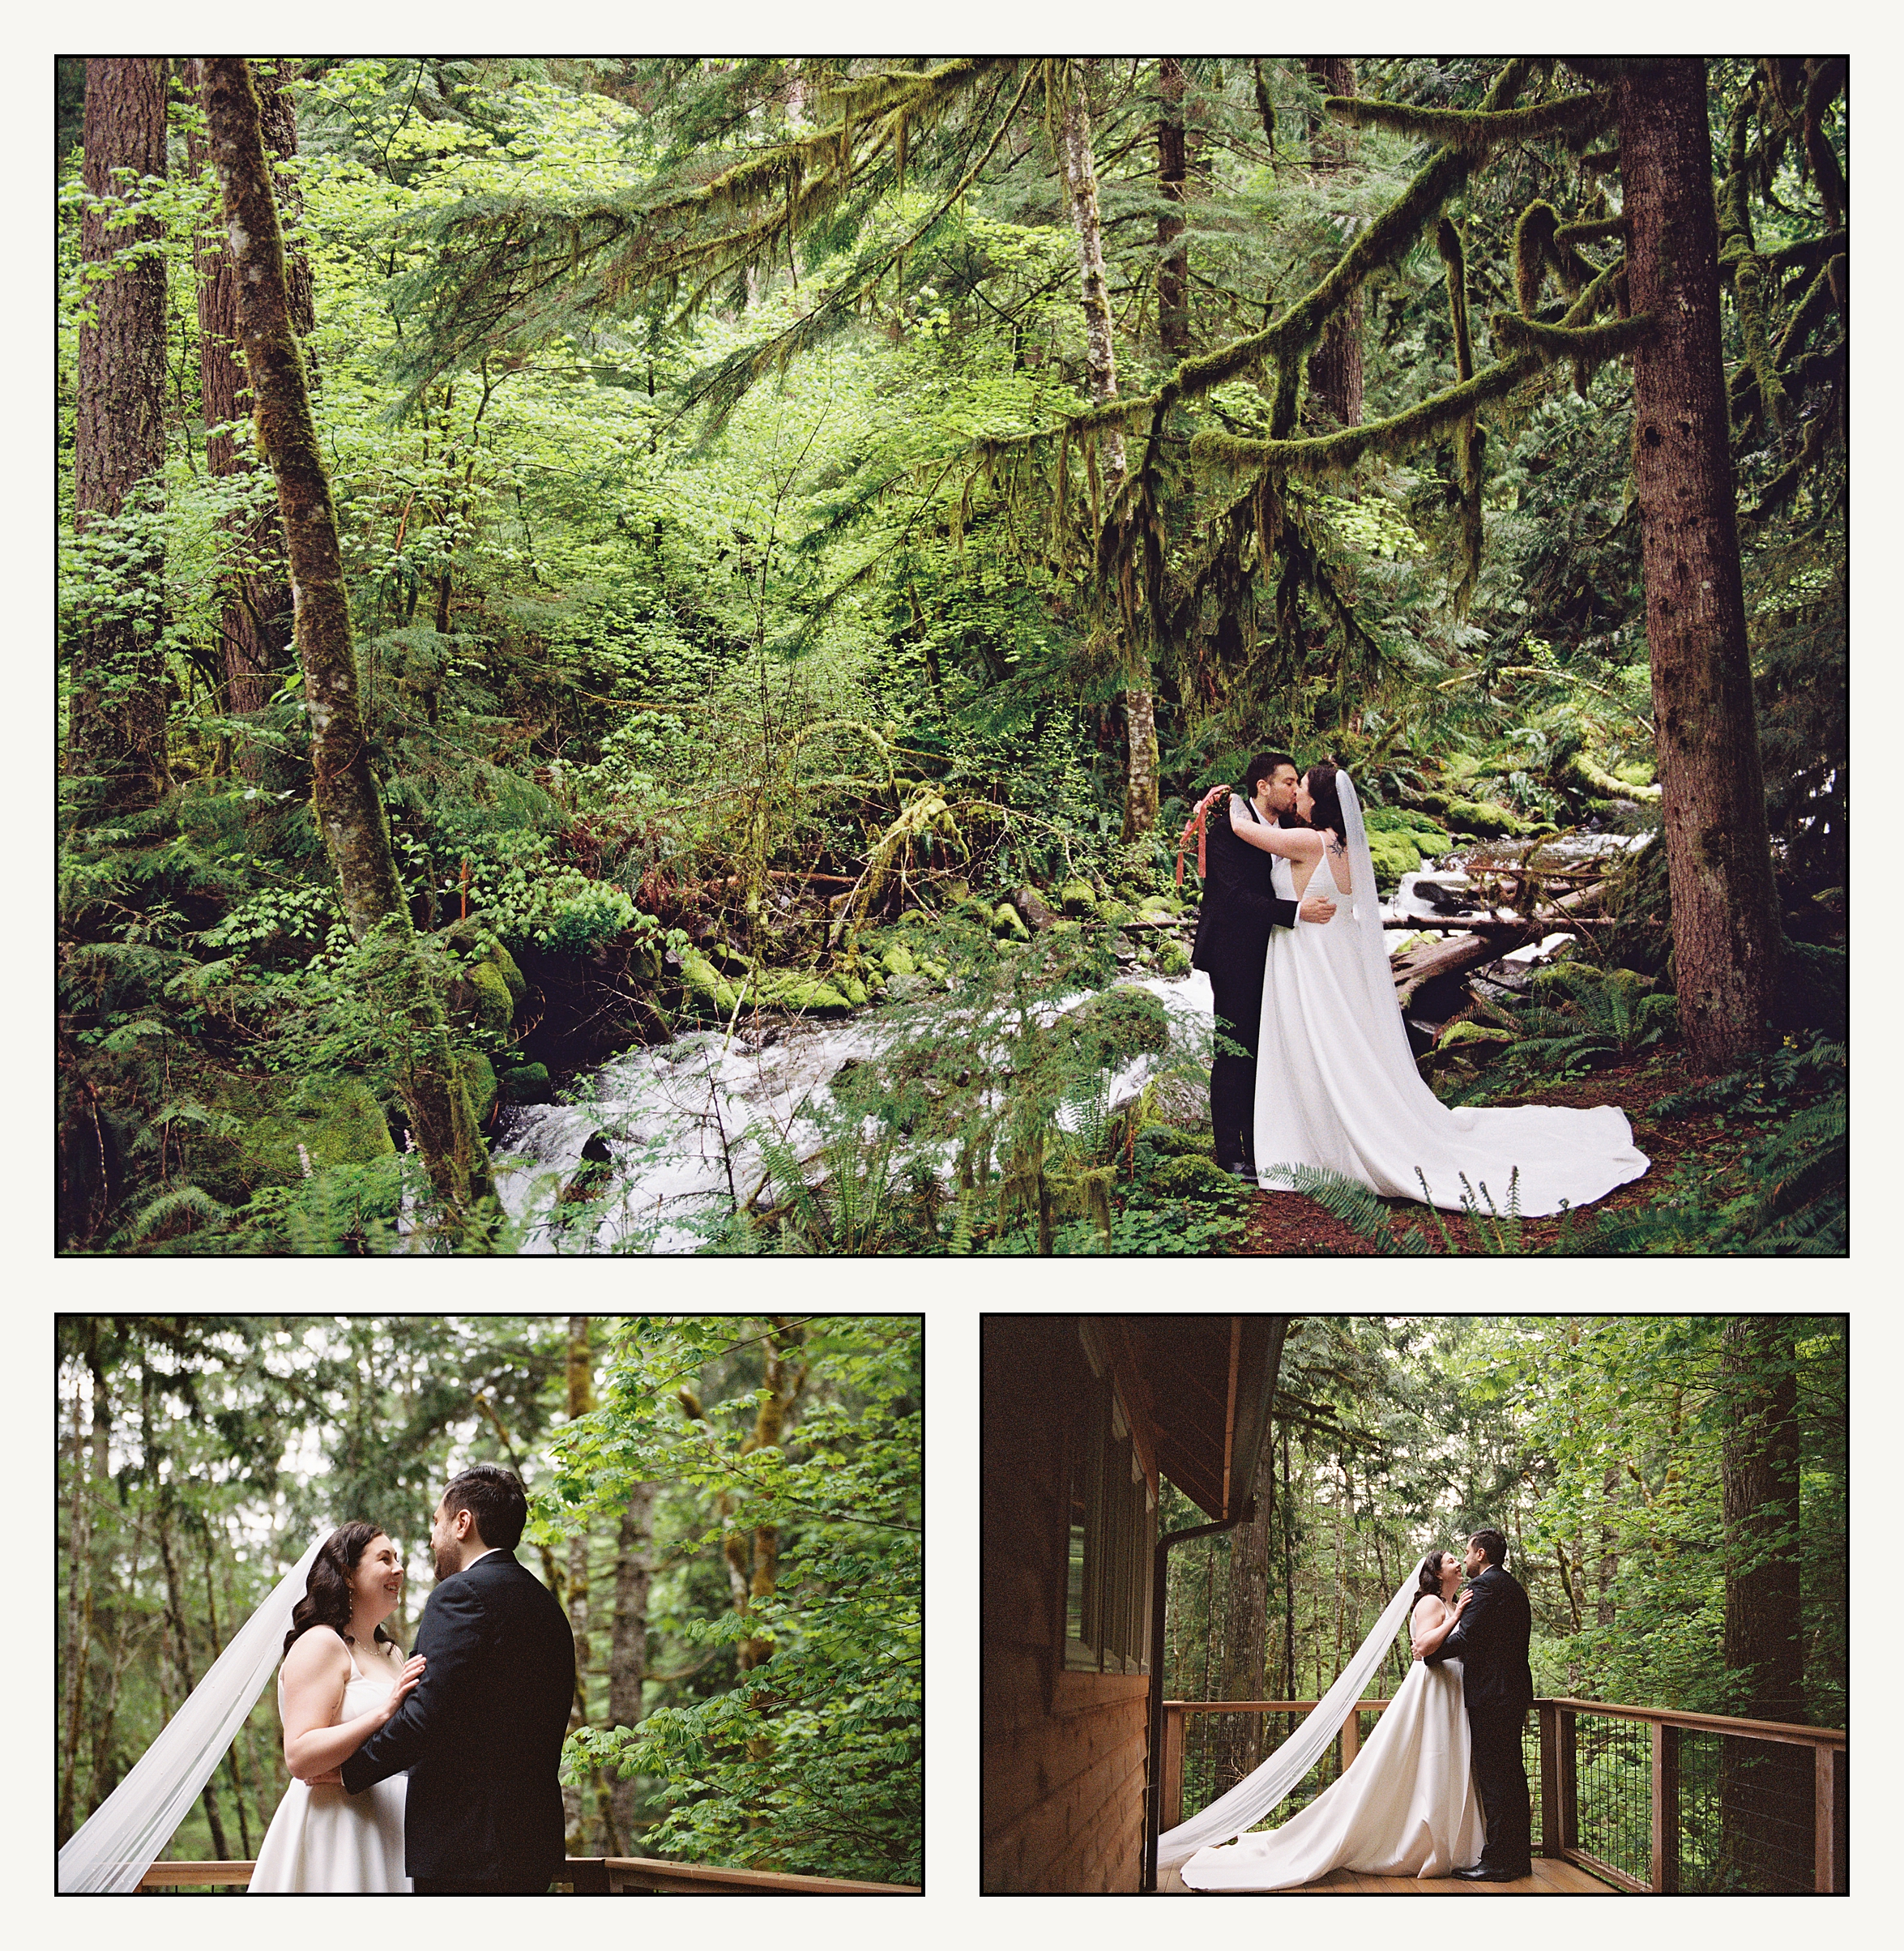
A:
1083 1315 1286 1522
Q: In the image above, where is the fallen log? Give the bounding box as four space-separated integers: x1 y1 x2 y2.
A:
1390 875 1615 1005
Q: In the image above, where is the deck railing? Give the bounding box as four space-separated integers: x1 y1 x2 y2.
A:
134 1856 920 1894
1158 1697 1846 1894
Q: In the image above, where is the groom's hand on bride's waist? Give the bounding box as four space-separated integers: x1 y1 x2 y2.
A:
1298 894 1336 924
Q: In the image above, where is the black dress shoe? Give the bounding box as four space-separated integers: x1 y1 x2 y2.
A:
1452 1864 1527 1882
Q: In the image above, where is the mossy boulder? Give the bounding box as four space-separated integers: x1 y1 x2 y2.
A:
992 902 1031 942
1137 1122 1212 1161
1058 878 1098 916
1155 938 1191 977
756 970 853 1015
879 939 919 978
209 1075 397 1202
499 1061 553 1104
1095 898 1136 929
678 946 740 1016
1444 796 1530 838
1366 826 1427 890
836 973 869 1008
1149 1154 1236 1200
459 1051 498 1125
441 919 527 1007
463 958 517 1035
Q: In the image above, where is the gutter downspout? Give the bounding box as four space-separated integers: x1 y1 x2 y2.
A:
1142 1499 1256 1893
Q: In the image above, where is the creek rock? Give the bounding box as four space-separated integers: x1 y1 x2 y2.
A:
1058 878 1098 916
678 946 740 1016
992 902 1031 942
1095 898 1136 928
460 1051 499 1125
500 1061 553 1104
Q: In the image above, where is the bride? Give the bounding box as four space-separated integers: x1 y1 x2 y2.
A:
249 1522 425 1892
57 1522 422 1894
1175 1552 1485 1890
1230 762 1649 1215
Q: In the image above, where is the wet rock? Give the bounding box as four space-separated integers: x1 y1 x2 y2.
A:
1058 878 1098 916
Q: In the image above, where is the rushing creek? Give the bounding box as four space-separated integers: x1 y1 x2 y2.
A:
493 831 1652 1253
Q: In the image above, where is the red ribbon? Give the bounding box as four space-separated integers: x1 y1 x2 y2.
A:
1175 784 1235 887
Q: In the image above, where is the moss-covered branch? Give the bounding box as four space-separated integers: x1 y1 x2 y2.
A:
1489 312 1653 358
1323 89 1610 152
1437 217 1484 617
1719 96 1791 433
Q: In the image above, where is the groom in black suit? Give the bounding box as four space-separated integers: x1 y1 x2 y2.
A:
1190 752 1335 1176
1424 1526 1535 1881
342 1463 576 1894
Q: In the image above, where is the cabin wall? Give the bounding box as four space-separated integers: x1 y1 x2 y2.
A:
982 1317 1150 1893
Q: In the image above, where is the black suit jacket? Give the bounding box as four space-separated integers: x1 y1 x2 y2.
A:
341 1550 576 1885
1192 796 1300 988
1428 1562 1533 1718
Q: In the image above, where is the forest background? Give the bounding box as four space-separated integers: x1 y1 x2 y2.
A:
53 47 1849 1255
53 1313 924 1885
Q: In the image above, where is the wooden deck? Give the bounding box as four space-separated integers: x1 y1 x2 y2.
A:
1160 1855 1617 1894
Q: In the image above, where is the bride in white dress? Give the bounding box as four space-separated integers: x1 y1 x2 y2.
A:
1232 762 1649 1216
248 1522 425 1893
1179 1552 1485 1890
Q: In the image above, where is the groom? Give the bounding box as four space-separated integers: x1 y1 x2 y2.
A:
340 1463 577 1894
1191 752 1335 1177
1424 1527 1534 1881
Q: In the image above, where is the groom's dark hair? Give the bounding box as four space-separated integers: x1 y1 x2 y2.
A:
1243 751 1297 794
443 1462 528 1552
1470 1528 1507 1569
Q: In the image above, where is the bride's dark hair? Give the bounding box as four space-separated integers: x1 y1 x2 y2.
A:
1413 1550 1453 1605
284 1521 397 1654
1304 762 1347 842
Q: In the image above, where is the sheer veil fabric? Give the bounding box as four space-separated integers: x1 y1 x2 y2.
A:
58 1531 327 1893
1252 770 1650 1216
1156 1574 1418 1871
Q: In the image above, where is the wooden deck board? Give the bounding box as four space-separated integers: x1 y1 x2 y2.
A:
1162 1854 1619 1893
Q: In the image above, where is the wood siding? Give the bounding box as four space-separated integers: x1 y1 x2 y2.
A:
983 1318 1151 1891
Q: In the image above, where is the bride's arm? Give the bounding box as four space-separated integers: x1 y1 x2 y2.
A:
1227 796 1326 861
281 1631 426 1782
1411 1589 1471 1661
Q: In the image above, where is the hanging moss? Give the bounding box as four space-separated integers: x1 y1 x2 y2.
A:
1437 218 1484 619
1513 201 1560 315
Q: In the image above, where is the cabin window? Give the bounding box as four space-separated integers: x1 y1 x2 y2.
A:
1064 1369 1155 1673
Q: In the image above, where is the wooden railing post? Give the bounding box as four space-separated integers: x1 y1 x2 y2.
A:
1340 1706 1360 1775
1559 1708 1578 1853
1813 1743 1842 1894
1539 1703 1561 1860
1162 1706 1185 1835
1650 1721 1680 1893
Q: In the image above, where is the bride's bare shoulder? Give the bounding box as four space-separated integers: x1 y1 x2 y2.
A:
1410 1593 1446 1626
282 1624 349 1678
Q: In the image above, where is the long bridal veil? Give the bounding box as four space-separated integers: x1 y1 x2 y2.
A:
58 1530 326 1893
1155 1573 1417 1872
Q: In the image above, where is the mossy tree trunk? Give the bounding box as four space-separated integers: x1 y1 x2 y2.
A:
1615 58 1781 1069
1304 58 1364 431
187 59 313 792
1058 64 1158 842
1157 58 1190 360
199 57 492 1225
67 57 173 817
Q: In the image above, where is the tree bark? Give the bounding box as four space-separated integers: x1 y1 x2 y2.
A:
68 57 173 815
1718 1316 1808 1889
188 60 312 790
1304 59 1364 430
1057 64 1158 842
156 1499 231 1861
199 58 493 1223
562 1315 593 1849
1157 58 1189 359
607 1479 657 1852
1615 58 1781 1069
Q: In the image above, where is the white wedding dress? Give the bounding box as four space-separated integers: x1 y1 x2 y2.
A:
1251 777 1649 1217
248 1648 409 1893
1180 1654 1484 1889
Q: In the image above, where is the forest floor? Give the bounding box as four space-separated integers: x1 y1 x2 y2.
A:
1236 1048 1751 1256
